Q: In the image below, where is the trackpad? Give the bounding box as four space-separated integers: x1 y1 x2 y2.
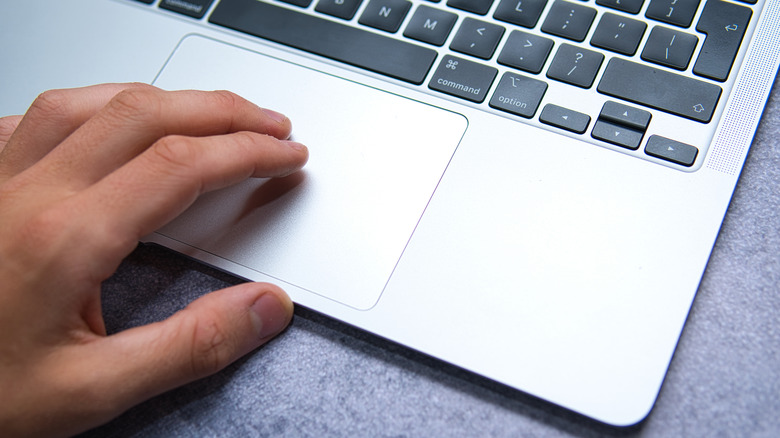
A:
152 35 467 310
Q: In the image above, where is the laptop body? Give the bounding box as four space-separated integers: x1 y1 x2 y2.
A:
0 0 777 426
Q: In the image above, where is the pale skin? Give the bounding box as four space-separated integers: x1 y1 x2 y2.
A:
0 83 309 437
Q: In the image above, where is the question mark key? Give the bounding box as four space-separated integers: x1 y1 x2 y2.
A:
546 43 604 88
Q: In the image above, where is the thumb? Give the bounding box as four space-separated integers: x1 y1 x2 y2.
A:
82 282 293 418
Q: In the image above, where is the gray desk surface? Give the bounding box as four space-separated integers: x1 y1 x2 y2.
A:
82 77 780 437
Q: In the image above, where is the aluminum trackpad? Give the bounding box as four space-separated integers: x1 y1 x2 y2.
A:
152 35 466 310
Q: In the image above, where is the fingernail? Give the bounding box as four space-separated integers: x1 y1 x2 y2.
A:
250 292 292 339
262 108 288 124
283 140 307 152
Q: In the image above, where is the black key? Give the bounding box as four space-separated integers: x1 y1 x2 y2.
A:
693 0 752 82
596 0 644 14
450 18 505 60
489 72 548 118
316 0 363 20
547 44 604 89
497 30 554 74
403 5 458 46
358 0 412 33
429 56 498 103
599 101 651 130
590 13 646 56
645 0 700 28
641 26 698 70
597 58 722 123
209 0 437 85
592 120 644 149
134 0 154 4
493 0 548 28
159 0 214 18
645 135 698 166
279 0 313 7
539 104 591 133
447 0 495 15
541 1 597 42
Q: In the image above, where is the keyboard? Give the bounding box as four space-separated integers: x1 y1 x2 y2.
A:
143 0 760 169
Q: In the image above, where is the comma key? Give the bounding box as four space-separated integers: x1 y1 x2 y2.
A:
429 55 498 103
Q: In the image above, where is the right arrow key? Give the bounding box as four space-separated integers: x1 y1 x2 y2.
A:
645 135 699 167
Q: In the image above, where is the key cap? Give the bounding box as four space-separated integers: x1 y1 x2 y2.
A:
693 0 752 82
547 44 604 89
592 119 644 149
489 72 548 118
645 135 698 166
539 104 591 133
315 0 363 20
358 0 412 33
159 0 214 18
450 18 506 60
541 1 597 42
597 58 722 123
279 0 313 6
447 0 495 15
599 101 651 131
596 0 644 14
429 56 498 103
493 0 548 28
403 5 458 46
209 0 438 85
645 0 700 28
641 26 698 70
590 13 647 56
497 30 554 74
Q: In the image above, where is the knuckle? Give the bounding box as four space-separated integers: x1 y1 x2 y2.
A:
187 312 235 378
19 205 67 248
27 90 80 126
150 135 201 171
211 90 243 111
104 86 160 125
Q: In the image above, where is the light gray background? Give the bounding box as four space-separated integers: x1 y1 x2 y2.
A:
81 77 779 437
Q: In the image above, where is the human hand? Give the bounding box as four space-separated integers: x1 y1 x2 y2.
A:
0 84 308 437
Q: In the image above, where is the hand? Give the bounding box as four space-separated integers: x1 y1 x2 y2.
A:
0 84 308 437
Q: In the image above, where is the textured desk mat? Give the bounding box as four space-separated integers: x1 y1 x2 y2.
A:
81 76 779 437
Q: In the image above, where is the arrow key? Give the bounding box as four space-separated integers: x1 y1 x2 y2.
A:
539 104 591 134
592 119 644 150
645 135 698 166
599 101 652 131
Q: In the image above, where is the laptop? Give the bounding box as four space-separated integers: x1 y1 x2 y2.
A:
1 0 777 426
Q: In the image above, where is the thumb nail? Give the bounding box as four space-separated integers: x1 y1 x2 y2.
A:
250 292 292 339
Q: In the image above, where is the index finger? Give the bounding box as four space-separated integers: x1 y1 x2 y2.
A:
29 86 294 190
70 129 308 270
